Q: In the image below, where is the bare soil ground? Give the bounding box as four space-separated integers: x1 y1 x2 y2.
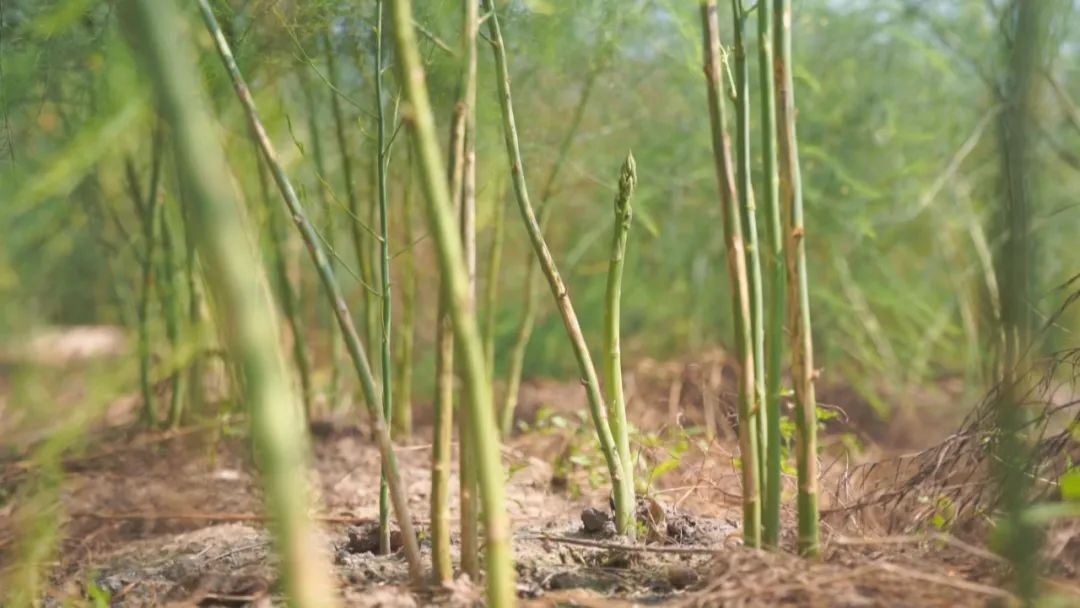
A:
2 350 1077 607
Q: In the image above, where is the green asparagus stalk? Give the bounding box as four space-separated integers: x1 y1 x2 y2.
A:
731 0 768 518
118 1 339 603
372 0 395 557
479 0 631 537
365 160 381 394
701 0 761 547
387 2 515 604
194 0 424 582
431 288 455 583
458 0 481 580
773 0 819 557
604 152 638 540
323 30 376 400
431 59 466 587
758 0 785 548
992 1 1049 599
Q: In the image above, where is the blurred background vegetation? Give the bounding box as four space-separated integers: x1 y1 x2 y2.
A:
2 0 1078 423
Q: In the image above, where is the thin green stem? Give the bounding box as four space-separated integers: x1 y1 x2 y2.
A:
479 0 630 537
195 0 424 582
176 164 205 418
731 0 768 522
500 257 536 437
701 0 761 548
431 62 466 588
388 2 515 604
373 0 395 557
500 65 600 438
431 287 455 583
758 0 784 549
126 132 164 428
324 30 376 401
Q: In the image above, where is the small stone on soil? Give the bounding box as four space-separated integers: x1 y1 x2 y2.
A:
344 523 406 555
580 506 613 534
667 564 698 589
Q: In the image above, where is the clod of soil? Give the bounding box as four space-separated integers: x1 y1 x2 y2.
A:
343 523 407 555
637 496 668 543
667 564 699 589
580 507 614 536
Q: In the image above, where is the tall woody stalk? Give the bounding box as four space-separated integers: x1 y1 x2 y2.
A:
757 0 784 548
604 151 638 541
499 66 601 438
701 0 761 547
731 0 768 508
773 0 819 557
119 1 339 604
194 0 424 582
479 0 631 536
458 0 481 580
387 1 515 604
372 0 395 557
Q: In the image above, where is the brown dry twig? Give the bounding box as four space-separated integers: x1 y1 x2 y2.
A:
872 560 1014 600
528 533 729 555
829 532 1005 564
69 511 386 526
